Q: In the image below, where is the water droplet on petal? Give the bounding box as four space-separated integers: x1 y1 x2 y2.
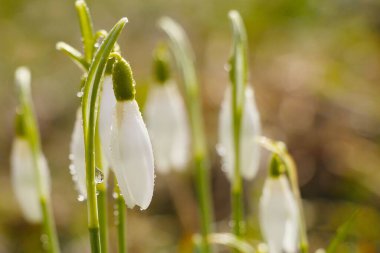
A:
77 89 84 98
77 194 85 202
95 167 104 184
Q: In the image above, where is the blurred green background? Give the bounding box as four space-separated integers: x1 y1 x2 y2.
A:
1 0 380 252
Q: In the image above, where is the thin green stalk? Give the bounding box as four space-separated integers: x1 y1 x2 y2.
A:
95 128 108 253
40 197 60 253
81 18 128 253
159 17 214 253
114 180 127 253
15 68 60 253
228 11 249 240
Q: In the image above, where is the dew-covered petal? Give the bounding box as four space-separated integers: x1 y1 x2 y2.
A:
99 76 116 171
218 86 261 180
111 100 155 209
259 175 299 253
69 108 87 199
144 82 190 173
11 138 50 223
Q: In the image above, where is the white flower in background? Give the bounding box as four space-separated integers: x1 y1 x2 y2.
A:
110 56 155 210
259 165 299 253
144 81 190 173
11 138 50 223
218 85 261 180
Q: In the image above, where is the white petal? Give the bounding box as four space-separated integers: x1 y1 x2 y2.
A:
218 86 261 180
111 100 155 209
259 175 299 253
11 138 50 223
144 82 190 173
99 76 116 172
69 108 87 198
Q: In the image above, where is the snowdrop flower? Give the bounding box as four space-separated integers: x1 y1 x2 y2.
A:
259 155 299 253
144 46 190 173
69 77 113 199
11 116 50 223
99 75 116 164
110 56 154 210
218 85 261 180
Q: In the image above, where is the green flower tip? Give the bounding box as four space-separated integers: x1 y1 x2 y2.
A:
112 57 135 101
153 43 171 84
269 154 285 178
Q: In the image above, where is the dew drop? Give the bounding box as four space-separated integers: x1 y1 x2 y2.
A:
40 234 49 250
77 194 86 202
95 167 104 184
76 89 84 98
112 192 118 199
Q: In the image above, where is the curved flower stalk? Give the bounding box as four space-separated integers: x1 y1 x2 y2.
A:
145 45 190 173
259 155 299 253
218 85 261 180
12 67 60 253
110 54 155 210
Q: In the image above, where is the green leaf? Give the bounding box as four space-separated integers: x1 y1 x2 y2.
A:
75 0 95 63
326 210 359 253
56 41 89 71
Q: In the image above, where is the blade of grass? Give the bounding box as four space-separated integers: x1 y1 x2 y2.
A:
326 210 359 253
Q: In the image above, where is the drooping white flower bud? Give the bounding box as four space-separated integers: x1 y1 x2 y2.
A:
69 108 87 199
69 106 109 200
259 163 299 253
110 56 155 209
110 100 155 209
11 138 50 223
218 85 261 180
144 82 190 173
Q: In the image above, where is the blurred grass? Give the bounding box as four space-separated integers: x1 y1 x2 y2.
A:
1 0 380 252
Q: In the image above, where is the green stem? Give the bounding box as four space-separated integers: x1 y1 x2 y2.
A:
159 17 214 253
95 128 108 253
228 10 248 241
114 180 127 253
97 187 108 253
40 197 60 253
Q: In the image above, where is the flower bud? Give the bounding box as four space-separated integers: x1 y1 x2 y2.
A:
259 173 299 253
144 81 190 173
11 138 50 223
218 85 261 180
110 100 155 209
